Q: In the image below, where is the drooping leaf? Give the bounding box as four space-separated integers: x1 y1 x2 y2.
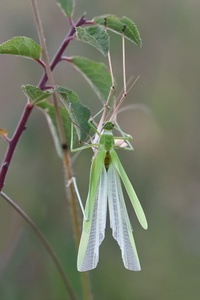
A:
0 36 41 59
36 101 71 157
56 86 91 142
70 56 111 102
57 0 75 18
21 84 53 104
120 16 142 47
93 15 141 47
75 26 110 56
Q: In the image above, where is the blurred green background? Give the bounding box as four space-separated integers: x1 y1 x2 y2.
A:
0 0 200 299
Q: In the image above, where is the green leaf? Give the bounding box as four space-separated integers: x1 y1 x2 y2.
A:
120 16 142 46
93 15 141 47
36 101 71 158
22 85 53 104
56 86 91 142
0 36 41 59
57 0 74 18
75 26 110 56
70 56 111 102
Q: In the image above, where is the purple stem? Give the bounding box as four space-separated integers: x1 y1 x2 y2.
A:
0 14 87 191
38 15 86 89
0 103 33 190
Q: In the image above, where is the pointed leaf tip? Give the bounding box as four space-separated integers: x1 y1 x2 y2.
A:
75 26 110 56
120 16 142 47
22 85 53 104
0 36 41 59
93 15 142 47
57 0 75 18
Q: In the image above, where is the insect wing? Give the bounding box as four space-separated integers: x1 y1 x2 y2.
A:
110 149 148 230
77 163 108 271
108 163 141 271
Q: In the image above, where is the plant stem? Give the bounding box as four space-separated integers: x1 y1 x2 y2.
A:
0 191 77 300
0 103 33 191
38 15 86 89
0 13 87 190
31 1 92 299
0 2 93 298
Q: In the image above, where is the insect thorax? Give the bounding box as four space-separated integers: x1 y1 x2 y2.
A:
99 130 114 151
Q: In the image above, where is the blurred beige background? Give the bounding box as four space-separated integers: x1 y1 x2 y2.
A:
0 0 200 299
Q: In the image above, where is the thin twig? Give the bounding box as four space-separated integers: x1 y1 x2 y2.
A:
0 14 87 191
0 103 33 191
31 1 92 299
0 191 77 300
0 2 92 298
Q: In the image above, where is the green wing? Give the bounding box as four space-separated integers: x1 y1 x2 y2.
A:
110 149 148 229
77 148 107 271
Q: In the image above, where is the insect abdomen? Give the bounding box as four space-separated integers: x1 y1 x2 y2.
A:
104 151 111 171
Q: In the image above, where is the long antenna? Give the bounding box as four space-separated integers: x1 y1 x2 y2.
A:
122 25 127 96
110 25 127 123
95 18 116 139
